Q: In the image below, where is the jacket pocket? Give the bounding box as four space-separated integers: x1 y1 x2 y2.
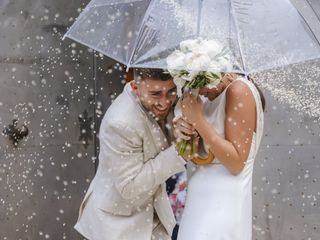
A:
98 192 132 216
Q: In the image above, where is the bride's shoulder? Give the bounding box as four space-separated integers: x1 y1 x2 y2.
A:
226 79 251 98
225 80 256 111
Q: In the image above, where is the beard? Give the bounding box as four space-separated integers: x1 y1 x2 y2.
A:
140 101 170 121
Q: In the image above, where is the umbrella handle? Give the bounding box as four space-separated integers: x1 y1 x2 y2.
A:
191 150 215 165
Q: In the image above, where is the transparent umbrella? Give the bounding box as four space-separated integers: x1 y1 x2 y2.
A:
63 0 320 74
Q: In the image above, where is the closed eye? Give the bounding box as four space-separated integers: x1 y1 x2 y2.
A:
150 91 162 97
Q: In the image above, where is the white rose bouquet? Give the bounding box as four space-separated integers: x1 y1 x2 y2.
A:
167 38 232 158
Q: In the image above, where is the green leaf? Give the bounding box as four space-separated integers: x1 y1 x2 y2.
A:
211 72 221 79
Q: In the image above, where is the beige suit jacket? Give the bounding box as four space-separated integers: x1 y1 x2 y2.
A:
74 83 186 240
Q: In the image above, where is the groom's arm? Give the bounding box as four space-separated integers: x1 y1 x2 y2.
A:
101 120 186 200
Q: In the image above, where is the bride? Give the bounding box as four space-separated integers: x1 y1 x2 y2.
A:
174 73 265 240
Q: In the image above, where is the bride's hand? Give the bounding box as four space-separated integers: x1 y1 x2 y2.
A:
173 117 198 141
176 134 200 161
181 93 204 126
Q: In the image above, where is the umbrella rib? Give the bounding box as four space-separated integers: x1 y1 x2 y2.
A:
126 0 157 71
230 0 247 75
65 34 127 66
196 0 204 37
62 1 96 40
292 0 320 46
306 0 320 22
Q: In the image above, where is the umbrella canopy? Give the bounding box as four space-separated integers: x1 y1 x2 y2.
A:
63 0 320 74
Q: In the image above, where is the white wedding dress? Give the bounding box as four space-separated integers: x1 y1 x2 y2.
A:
177 78 264 240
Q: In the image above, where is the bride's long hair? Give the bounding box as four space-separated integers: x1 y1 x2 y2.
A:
246 76 266 112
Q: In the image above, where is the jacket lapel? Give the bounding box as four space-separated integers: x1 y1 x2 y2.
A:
124 83 177 235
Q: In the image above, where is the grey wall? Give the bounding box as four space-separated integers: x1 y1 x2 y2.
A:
252 88 320 240
0 0 96 239
0 0 320 240
252 61 320 240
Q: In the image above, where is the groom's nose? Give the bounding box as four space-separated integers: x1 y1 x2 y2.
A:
157 97 171 109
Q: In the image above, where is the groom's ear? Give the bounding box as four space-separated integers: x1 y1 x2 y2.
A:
130 80 140 96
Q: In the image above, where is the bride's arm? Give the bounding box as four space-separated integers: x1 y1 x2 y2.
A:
182 81 256 175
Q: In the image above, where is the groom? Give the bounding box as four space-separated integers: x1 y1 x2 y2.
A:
74 68 186 240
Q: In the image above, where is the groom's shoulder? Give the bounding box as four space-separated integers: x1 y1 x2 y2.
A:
102 90 143 129
111 93 140 117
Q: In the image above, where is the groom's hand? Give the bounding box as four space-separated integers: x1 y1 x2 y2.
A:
173 117 198 141
173 117 200 161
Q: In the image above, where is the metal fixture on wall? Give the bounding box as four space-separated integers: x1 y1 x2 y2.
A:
2 119 29 147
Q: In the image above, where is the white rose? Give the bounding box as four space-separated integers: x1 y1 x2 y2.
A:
167 50 186 70
185 52 211 71
208 56 233 73
203 39 224 59
208 61 218 71
180 38 202 53
217 57 233 72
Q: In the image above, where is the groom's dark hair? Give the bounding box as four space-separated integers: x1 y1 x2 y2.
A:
134 68 172 81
